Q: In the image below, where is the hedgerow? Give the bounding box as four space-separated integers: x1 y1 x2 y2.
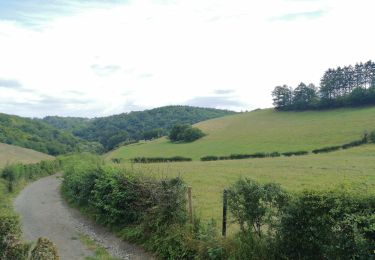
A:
60 155 375 259
312 145 342 154
131 156 192 163
0 160 60 260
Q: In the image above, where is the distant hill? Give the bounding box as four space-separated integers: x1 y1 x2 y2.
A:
0 143 53 168
107 106 375 160
0 113 101 155
42 116 91 133
42 106 236 151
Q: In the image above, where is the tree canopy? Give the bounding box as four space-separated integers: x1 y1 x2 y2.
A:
272 60 375 110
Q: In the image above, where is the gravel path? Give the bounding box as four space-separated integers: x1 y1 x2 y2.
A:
14 174 154 260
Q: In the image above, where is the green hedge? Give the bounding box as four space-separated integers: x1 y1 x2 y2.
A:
0 160 60 260
312 145 342 154
1 160 60 192
131 156 192 163
227 179 375 259
342 139 367 149
61 156 375 259
281 150 309 157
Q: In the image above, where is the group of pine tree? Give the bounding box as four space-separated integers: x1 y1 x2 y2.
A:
272 60 375 110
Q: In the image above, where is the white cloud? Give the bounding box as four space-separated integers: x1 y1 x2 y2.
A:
0 0 374 117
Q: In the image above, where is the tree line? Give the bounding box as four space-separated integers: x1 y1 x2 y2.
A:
272 60 375 110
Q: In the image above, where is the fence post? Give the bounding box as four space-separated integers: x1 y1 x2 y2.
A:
222 189 228 236
187 186 193 224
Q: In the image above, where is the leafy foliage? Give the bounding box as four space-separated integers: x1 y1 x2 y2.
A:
131 156 192 163
279 191 375 259
1 160 60 192
227 179 288 236
272 60 375 110
0 161 61 260
169 124 206 142
0 113 102 155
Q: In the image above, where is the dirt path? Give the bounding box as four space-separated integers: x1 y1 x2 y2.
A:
14 174 153 260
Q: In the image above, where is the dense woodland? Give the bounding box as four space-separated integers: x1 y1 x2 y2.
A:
42 106 234 151
0 113 101 155
0 106 233 155
272 60 375 110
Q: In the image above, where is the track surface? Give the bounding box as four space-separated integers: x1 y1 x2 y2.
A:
14 174 153 260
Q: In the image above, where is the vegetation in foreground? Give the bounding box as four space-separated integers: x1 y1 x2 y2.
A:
107 106 375 160
122 145 375 226
61 154 375 259
0 160 60 259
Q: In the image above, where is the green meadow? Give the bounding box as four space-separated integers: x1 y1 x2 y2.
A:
0 143 53 168
107 106 375 161
120 145 375 233
106 106 375 232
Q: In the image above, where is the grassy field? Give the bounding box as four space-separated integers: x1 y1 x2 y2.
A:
107 106 375 161
119 145 375 232
0 142 53 168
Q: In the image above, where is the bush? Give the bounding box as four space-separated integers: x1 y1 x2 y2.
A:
30 237 59 260
200 156 219 161
282 151 308 157
1 160 60 192
169 124 206 143
131 156 192 163
279 191 375 259
370 130 375 143
269 152 281 157
342 139 367 149
227 179 289 236
312 145 341 154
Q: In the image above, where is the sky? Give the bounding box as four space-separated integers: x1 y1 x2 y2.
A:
0 0 374 118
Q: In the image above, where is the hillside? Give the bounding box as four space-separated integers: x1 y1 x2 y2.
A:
107 106 375 160
0 113 101 155
43 106 235 151
0 143 53 168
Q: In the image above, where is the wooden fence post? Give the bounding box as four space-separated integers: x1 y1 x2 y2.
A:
222 189 228 236
187 186 193 224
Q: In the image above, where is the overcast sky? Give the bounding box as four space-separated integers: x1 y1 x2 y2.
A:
0 0 374 118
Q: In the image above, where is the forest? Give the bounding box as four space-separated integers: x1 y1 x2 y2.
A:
0 113 101 155
272 60 375 110
42 106 234 151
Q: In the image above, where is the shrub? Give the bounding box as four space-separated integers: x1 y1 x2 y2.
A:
282 151 308 157
269 152 281 157
30 237 59 260
1 160 60 192
312 145 341 154
227 179 289 236
342 139 367 149
131 156 192 163
200 156 219 161
279 191 375 259
370 130 375 143
90 170 154 226
169 124 205 143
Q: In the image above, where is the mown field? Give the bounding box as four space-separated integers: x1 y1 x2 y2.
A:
107 106 375 160
0 142 53 168
118 144 375 233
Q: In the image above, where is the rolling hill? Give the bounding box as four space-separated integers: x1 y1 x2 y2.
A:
107 106 375 160
0 113 102 155
0 143 53 168
108 106 375 228
42 106 235 151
